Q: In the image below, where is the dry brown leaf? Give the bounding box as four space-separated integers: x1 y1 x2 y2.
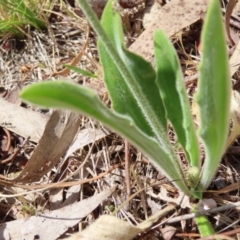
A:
4 85 22 105
67 204 177 240
61 184 82 207
160 226 177 240
48 188 64 211
64 127 110 160
229 39 240 76
50 176 86 211
233 0 240 14
0 97 48 142
67 215 142 240
142 0 161 29
225 0 237 46
129 0 209 63
0 187 115 240
12 110 80 183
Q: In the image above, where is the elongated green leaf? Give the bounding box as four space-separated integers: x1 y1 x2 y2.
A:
20 81 190 195
154 30 200 169
196 0 231 189
98 0 166 138
77 0 170 148
64 65 97 78
96 1 186 190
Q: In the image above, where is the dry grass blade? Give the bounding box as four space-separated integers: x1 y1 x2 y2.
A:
52 24 90 76
166 201 240 224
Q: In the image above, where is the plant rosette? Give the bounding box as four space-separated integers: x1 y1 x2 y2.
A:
20 0 231 237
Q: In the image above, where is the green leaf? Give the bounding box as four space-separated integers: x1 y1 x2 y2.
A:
196 0 231 189
77 0 170 149
20 81 191 195
154 30 200 169
96 1 187 193
195 215 215 237
64 65 97 78
98 0 167 138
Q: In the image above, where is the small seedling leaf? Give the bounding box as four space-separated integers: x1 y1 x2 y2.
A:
154 30 200 169
64 65 97 78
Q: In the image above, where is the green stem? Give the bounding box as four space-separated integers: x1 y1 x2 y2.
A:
192 204 216 238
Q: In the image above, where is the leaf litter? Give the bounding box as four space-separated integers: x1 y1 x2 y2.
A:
0 0 240 239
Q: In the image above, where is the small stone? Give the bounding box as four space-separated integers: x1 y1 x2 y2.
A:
214 177 226 189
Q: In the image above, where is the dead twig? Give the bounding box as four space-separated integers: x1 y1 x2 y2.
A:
125 139 131 196
166 201 240 224
0 136 30 164
2 127 11 153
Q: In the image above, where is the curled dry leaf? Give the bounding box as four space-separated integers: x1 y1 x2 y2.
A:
66 215 142 240
66 204 177 240
12 110 80 183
